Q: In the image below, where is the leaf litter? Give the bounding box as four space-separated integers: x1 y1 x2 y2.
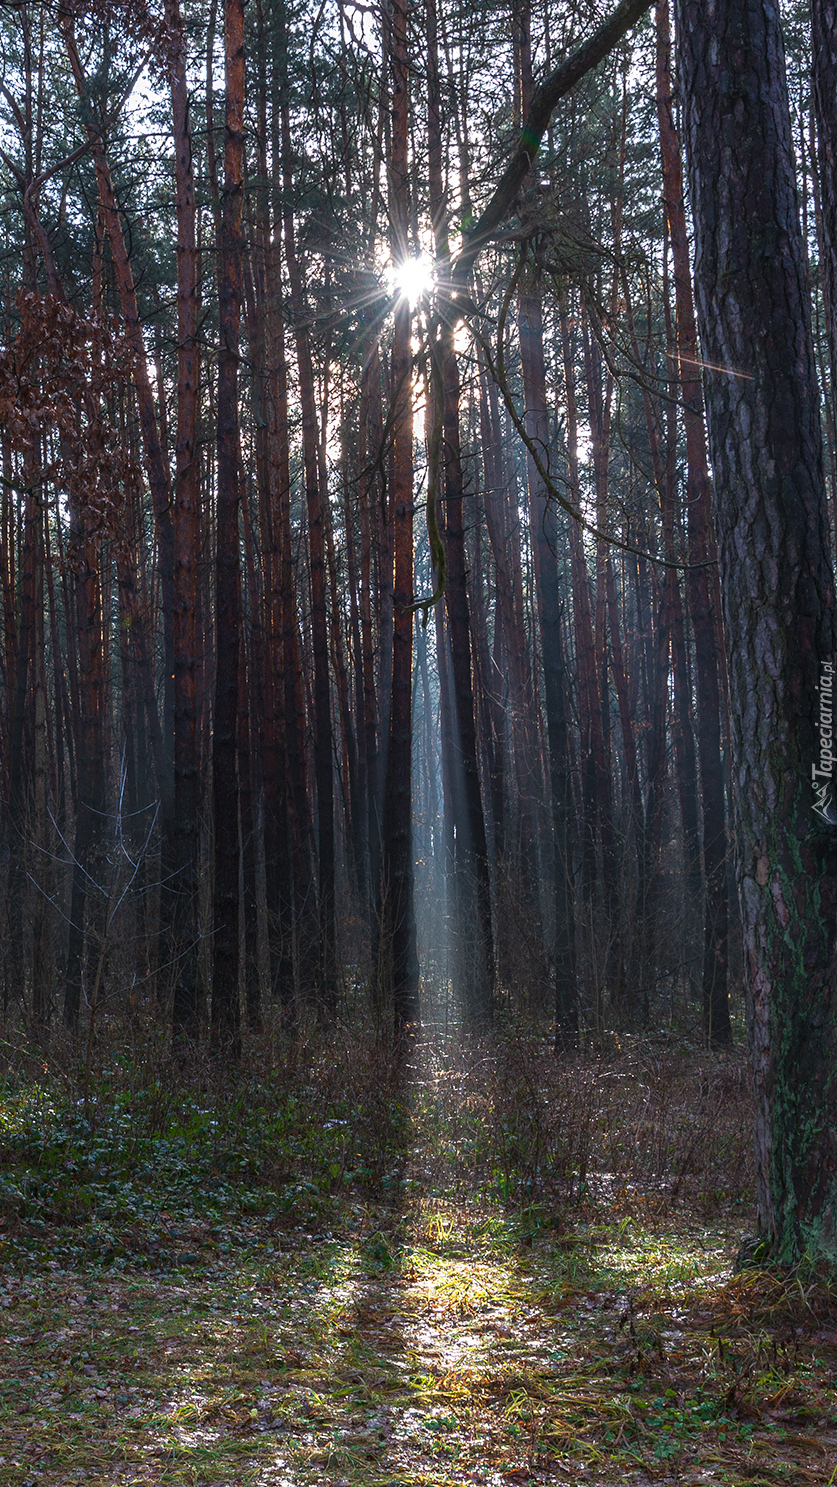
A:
0 1040 835 1486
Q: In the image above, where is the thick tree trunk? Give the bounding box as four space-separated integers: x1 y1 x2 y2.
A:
677 0 837 1261
813 0 837 454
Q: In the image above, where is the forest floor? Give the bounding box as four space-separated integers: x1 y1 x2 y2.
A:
0 1029 835 1487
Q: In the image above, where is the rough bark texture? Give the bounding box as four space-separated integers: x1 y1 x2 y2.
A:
677 0 837 1261
812 0 837 451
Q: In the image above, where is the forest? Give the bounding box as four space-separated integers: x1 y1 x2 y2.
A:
1 0 837 1481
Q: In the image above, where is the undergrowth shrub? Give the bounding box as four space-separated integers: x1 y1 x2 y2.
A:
410 1031 754 1215
0 1017 755 1269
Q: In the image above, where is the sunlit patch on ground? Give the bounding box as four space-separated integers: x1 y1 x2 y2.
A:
3 1199 837 1485
0 1043 833 1484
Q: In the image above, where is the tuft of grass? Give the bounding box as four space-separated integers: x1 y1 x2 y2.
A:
1 1029 832 1485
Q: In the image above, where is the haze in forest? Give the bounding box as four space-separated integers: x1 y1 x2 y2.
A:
1 0 837 1293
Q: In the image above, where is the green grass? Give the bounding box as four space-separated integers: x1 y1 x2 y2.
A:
0 1035 834 1484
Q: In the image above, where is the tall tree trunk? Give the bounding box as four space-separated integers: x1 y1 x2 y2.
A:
469 500 506 876
517 285 577 1034
342 401 371 909
237 597 261 1031
281 97 337 1014
210 0 245 1058
164 0 203 1039
656 0 731 1044
559 298 618 1024
659 280 703 971
582 304 627 1010
379 0 419 1025
321 374 362 916
813 0 837 460
677 0 837 1260
476 340 543 989
359 329 383 907
31 517 52 1026
427 0 494 1020
6 474 38 1014
64 521 106 1030
260 58 309 1014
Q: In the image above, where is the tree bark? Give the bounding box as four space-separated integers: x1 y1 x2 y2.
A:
64 518 106 1030
281 96 338 1014
518 278 577 1029
167 0 202 1040
210 0 246 1059
812 0 837 463
379 0 419 1026
656 0 730 1044
428 0 494 1021
677 0 837 1260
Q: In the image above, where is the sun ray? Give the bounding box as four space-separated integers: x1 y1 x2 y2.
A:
389 254 435 306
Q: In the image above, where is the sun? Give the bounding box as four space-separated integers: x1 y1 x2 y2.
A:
390 254 435 306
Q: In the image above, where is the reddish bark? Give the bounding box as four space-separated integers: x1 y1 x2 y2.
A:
210 0 245 1057
281 95 337 1013
166 0 203 1038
